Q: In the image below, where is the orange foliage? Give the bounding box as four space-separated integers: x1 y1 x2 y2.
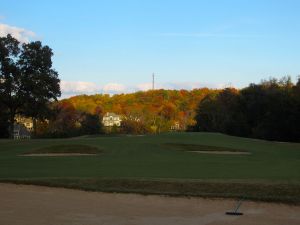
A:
61 88 218 132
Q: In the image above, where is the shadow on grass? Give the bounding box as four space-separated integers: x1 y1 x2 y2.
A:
22 144 102 155
164 143 249 152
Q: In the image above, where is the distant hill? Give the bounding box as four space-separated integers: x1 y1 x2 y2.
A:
60 88 219 132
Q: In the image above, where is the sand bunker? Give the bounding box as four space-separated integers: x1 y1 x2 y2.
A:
22 153 96 157
189 151 251 155
0 183 299 225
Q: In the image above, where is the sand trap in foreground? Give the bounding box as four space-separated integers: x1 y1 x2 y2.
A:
189 151 251 155
21 153 97 156
0 183 299 225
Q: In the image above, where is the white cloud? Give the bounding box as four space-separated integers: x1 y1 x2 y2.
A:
60 81 99 97
102 83 126 93
162 82 223 90
60 81 126 98
60 80 225 99
136 82 223 91
0 23 36 43
136 83 153 91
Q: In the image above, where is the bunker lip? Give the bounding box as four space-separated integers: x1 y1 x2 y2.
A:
20 144 101 156
164 143 251 155
189 151 251 155
21 153 97 157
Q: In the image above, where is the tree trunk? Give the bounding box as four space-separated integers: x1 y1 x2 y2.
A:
32 117 37 137
9 110 15 139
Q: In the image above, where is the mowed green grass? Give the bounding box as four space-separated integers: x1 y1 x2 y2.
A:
0 132 300 203
23 144 101 155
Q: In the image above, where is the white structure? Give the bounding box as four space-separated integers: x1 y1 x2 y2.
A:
170 121 180 131
15 115 33 131
102 112 122 127
13 123 31 139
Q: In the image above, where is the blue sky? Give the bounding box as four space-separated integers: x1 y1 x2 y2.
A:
1 0 300 96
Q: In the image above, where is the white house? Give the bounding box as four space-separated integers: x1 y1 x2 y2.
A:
15 115 33 131
102 112 122 127
13 123 31 139
170 121 180 131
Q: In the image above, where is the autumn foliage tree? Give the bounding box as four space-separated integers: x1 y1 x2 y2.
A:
121 119 149 134
38 100 104 137
61 89 212 134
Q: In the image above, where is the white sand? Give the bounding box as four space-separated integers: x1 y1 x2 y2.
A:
0 183 299 225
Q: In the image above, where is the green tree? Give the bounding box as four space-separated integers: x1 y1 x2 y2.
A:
194 92 219 132
0 34 60 137
194 76 300 142
80 113 103 135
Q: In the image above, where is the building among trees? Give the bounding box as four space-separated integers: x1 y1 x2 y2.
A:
15 115 33 132
102 112 122 127
170 121 181 131
13 123 31 139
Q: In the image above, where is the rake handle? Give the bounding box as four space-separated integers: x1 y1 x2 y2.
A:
234 200 243 212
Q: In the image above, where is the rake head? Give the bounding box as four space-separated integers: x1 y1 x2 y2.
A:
225 211 243 216
225 199 244 216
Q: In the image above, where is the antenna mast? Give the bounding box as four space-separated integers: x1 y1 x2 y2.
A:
152 73 155 90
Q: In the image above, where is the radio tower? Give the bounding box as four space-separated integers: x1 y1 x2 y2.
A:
152 73 155 90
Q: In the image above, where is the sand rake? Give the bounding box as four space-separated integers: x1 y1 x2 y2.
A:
226 199 244 215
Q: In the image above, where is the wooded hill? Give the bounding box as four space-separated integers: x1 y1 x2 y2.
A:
52 88 217 135
49 76 300 142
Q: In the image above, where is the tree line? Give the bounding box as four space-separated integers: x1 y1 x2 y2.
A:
194 76 300 142
34 88 212 137
1 34 300 141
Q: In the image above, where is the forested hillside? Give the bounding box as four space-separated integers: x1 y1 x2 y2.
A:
44 88 217 136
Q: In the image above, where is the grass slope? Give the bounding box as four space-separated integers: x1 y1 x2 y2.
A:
0 133 299 203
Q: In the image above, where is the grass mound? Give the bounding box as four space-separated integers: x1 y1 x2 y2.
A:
24 144 101 155
165 143 249 153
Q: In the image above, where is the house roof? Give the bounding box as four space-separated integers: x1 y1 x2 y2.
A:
104 112 120 117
